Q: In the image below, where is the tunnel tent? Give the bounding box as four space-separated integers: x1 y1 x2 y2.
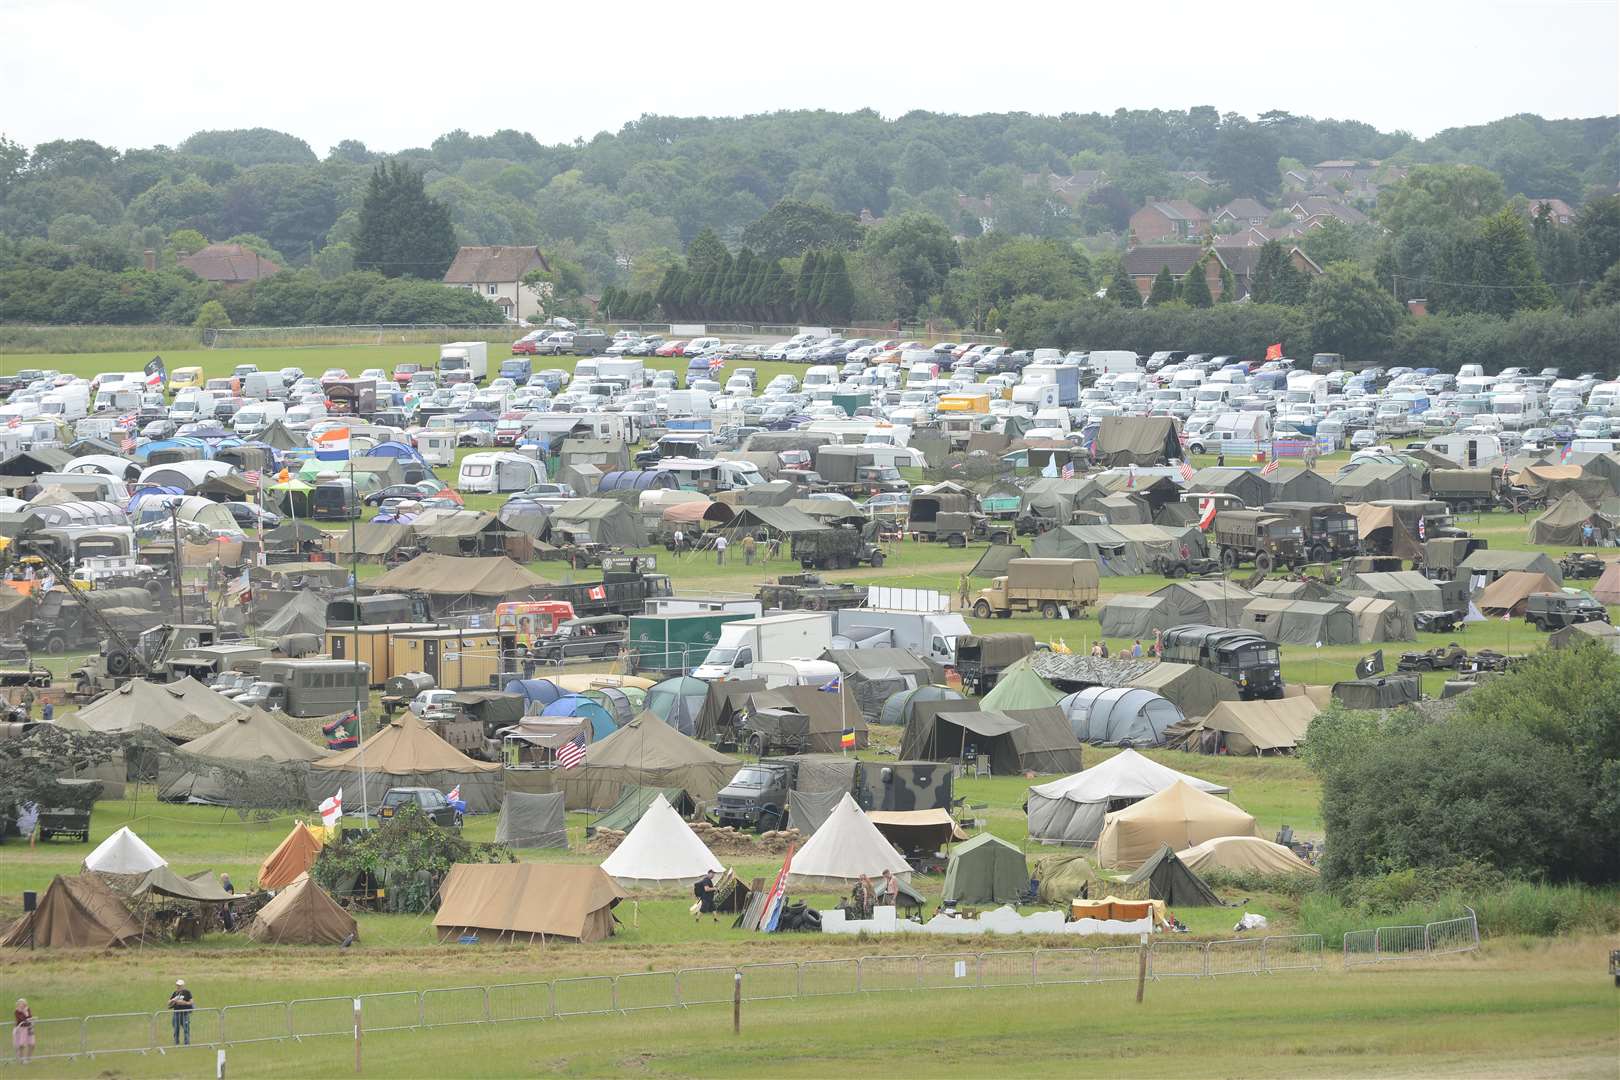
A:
503 678 564 710
583 687 636 731
1096 781 1258 869
878 684 965 727
941 833 1029 906
1122 843 1223 907
1058 686 1183 747
1025 748 1228 846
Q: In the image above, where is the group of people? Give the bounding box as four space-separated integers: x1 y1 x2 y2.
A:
847 869 902 919
13 979 200 1062
1089 630 1162 659
670 530 781 566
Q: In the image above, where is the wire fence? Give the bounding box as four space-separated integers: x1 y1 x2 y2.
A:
1342 908 1479 968
8 936 1320 1065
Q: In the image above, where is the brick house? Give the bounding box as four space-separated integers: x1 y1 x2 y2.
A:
1212 197 1273 229
1214 244 1323 300
176 243 280 284
442 245 552 322
1122 243 1322 302
1129 200 1210 244
1525 198 1576 226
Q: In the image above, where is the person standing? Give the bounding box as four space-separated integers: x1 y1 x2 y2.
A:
743 534 757 566
714 534 728 566
219 874 236 931
41 700 53 725
958 573 972 612
672 528 684 553
168 980 193 1045
880 868 901 908
12 999 33 1064
1131 640 1143 658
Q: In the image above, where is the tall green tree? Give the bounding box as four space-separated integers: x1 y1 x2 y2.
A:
1306 262 1403 358
1576 195 1620 281
795 250 822 320
353 160 457 279
1250 241 1310 305
1146 265 1178 306
1442 207 1556 316
685 227 732 276
862 211 959 317
740 200 862 259
1109 264 1140 308
818 251 855 322
1180 255 1214 307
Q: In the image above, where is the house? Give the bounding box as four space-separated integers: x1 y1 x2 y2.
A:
1525 198 1576 226
1036 171 1105 208
1212 198 1273 229
177 243 280 284
1174 171 1216 188
442 245 552 322
956 194 996 234
1129 200 1210 244
1213 245 1323 301
1286 197 1370 228
1120 245 1224 300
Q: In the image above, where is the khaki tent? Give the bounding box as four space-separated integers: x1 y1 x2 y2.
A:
822 648 940 725
1248 577 1341 602
694 682 867 753
1152 581 1253 628
900 700 1083 775
1122 843 1222 906
0 873 144 949
1335 462 1421 504
361 553 550 611
1096 781 1258 869
1593 560 1620 605
248 873 357 945
1093 416 1180 467
1173 697 1319 755
867 808 968 854
434 863 624 944
506 714 735 811
1266 468 1335 504
1476 571 1561 616
547 498 646 548
591 785 694 833
1126 662 1239 720
1342 570 1445 615
1188 466 1270 508
1097 594 1172 639
1548 620 1620 652
969 543 1029 578
1459 548 1564 586
307 711 502 813
1331 675 1421 710
1176 835 1319 877
76 678 246 740
1344 596 1415 642
159 708 329 805
259 823 325 890
1026 748 1229 846
260 590 328 636
1238 598 1357 645
942 833 1029 906
1528 492 1612 547
1032 852 1101 904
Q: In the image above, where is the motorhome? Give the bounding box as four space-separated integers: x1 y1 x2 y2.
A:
1490 392 1543 430
1284 372 1329 404
649 457 764 493
1426 433 1505 468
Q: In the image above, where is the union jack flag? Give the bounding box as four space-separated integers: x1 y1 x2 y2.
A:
556 731 587 768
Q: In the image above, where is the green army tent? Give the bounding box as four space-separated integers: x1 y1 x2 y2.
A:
1122 843 1223 907
942 833 1029 906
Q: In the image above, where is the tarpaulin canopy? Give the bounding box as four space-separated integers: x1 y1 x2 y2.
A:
131 865 235 903
495 791 568 849
434 863 625 943
248 873 357 945
308 711 501 813
0 873 144 949
942 833 1028 906
1096 781 1258 868
1026 748 1228 845
695 682 866 753
865 808 967 853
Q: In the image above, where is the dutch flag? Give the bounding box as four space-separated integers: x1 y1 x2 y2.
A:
313 426 351 462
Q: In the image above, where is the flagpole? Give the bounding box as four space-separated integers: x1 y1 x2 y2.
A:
347 436 369 825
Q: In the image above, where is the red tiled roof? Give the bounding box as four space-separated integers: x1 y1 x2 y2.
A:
177 243 280 283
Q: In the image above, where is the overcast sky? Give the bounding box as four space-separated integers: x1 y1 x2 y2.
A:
4 0 1616 154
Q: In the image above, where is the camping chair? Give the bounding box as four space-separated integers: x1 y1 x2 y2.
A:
974 755 991 779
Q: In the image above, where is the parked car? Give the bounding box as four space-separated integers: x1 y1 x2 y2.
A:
377 787 462 827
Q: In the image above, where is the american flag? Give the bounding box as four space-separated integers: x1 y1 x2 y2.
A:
1179 462 1196 483
122 437 137 452
244 470 261 488
556 731 587 768
1259 458 1280 477
1060 460 1074 479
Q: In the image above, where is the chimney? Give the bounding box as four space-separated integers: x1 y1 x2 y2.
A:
1406 298 1428 318
143 249 157 272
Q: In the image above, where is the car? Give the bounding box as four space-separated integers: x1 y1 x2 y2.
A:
654 340 688 357
377 787 461 827
515 482 576 499
511 330 547 355
1350 429 1379 449
363 482 440 506
141 419 177 439
221 502 282 530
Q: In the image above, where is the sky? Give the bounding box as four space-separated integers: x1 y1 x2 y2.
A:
3 0 1617 155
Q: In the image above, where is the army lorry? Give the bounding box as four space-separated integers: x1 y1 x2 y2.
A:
906 488 986 547
1159 624 1284 700
954 632 1036 694
792 524 886 570
69 623 241 700
814 445 910 497
1427 468 1507 513
17 587 160 654
714 756 952 832
1421 536 1489 580
972 558 1099 619
1212 510 1306 573
755 574 869 612
1262 502 1361 563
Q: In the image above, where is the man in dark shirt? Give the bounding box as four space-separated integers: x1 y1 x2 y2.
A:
168 980 194 1045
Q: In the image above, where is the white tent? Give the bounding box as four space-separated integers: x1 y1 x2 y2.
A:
599 794 723 888
83 826 167 875
1025 748 1229 846
784 793 912 890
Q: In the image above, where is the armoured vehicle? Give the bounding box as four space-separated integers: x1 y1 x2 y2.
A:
1158 625 1284 700
755 574 868 612
713 757 952 832
1524 591 1610 631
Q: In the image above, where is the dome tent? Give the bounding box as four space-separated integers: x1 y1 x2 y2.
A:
541 693 617 741
1026 749 1229 846
879 684 964 727
643 676 708 736
1058 687 1181 747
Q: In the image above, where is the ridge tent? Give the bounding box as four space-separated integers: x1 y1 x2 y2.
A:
1476 571 1561 617
307 711 502 813
1334 462 1421 504
84 826 167 875
1058 687 1182 747
361 553 551 613
1093 416 1180 467
1122 843 1222 906
783 793 912 890
1096 781 1258 869
1266 468 1335 504
1344 596 1415 643
159 708 329 805
259 823 325 890
695 683 866 753
1238 598 1357 645
1341 570 1444 615
1025 748 1228 846
1168 697 1319 755
599 794 724 888
260 590 328 636
1595 560 1620 604
1176 835 1318 877
1125 661 1240 719
1248 577 1341 602
495 791 568 849
1152 580 1254 628
823 647 939 724
1458 548 1565 586
505 714 734 810
0 873 144 949
900 699 1083 775
590 785 694 834
978 658 1064 712
546 498 647 548
1331 675 1421 709
942 833 1029 906
434 863 625 944
248 873 358 945
1528 492 1613 547
970 543 1030 578
1097 594 1171 639
1187 466 1270 508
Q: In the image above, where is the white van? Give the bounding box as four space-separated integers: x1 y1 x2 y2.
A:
804 365 839 389
169 391 217 424
1028 408 1072 436
39 387 89 421
663 390 712 418
233 401 286 437
1087 350 1140 373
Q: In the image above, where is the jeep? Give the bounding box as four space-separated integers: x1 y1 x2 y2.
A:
1524 591 1610 631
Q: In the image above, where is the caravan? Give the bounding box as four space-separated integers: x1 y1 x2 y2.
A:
458 451 547 493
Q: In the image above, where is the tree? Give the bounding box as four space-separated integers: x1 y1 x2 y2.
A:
1250 241 1310 306
1377 164 1507 235
193 299 232 330
1109 264 1140 308
684 226 732 277
1146 266 1178 306
740 199 862 259
817 251 855 322
353 160 457 279
862 212 959 316
1589 262 1620 308
1576 194 1620 281
795 250 822 319
897 140 952 195
1180 256 1214 307
1217 262 1236 302
1210 117 1281 199
1306 262 1403 359
1443 208 1556 316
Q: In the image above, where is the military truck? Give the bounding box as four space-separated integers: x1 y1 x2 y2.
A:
18 587 161 654
1427 468 1507 513
954 633 1036 694
1263 502 1361 563
1421 536 1489 580
69 623 234 700
713 757 952 832
755 574 869 612
973 558 1100 619
906 488 985 547
1525 591 1610 631
1212 510 1306 573
792 525 886 570
1159 624 1284 700
814 445 909 497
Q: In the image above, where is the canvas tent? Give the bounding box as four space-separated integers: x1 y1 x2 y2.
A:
1176 835 1319 877
1093 416 1180 467
1122 843 1222 906
1126 662 1239 719
1188 467 1270 508
1025 749 1228 846
600 794 724 888
1335 462 1421 504
969 543 1028 577
822 647 939 724
308 711 502 813
1238 598 1356 645
1548 619 1620 652
1459 548 1564 586
159 708 329 805
260 590 328 636
1169 697 1318 755
361 553 549 612
783 793 912 890
694 682 867 753
1331 675 1421 710
0 873 144 949
1342 570 1445 615
1153 581 1253 628
1058 687 1182 747
84 826 166 875
978 658 1064 712
75 678 246 740
1344 596 1415 642
547 498 646 548
1594 560 1620 604
506 714 735 810
1266 469 1335 504
248 874 357 945
900 700 1083 775
1096 781 1257 868
591 785 693 833
495 791 568 849
1097 594 1172 639
434 863 625 943
1476 571 1561 616
941 833 1029 906
259 824 325 890
1528 493 1612 546
866 808 967 854
878 684 965 728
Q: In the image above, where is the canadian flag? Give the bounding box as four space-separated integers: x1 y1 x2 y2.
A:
587 585 607 600
319 788 343 827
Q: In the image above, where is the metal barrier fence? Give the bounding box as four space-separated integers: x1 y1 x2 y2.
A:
11 937 1321 1065
1343 908 1480 968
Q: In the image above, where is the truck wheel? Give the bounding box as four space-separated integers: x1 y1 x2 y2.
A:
1255 552 1274 573
1310 544 1330 564
946 533 966 549
1169 564 1186 579
869 552 885 568
106 650 132 677
1040 602 1059 619
973 600 992 619
990 531 1011 545
45 634 66 654
1220 547 1238 569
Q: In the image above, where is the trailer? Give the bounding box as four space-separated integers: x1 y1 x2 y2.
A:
628 611 752 674
951 633 1036 694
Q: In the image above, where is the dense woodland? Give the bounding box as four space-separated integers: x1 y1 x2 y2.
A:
1 109 1617 366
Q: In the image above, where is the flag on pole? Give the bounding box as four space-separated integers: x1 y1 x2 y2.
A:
1259 457 1280 477
1265 343 1283 361
1060 460 1075 479
121 437 137 452
144 355 167 388
244 470 261 488
1178 462 1196 484
556 731 587 768
319 789 343 827
840 728 856 750
446 785 461 803
313 427 351 461
819 678 841 693
1197 497 1218 530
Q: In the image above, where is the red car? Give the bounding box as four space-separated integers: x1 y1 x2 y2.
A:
654 340 688 357
393 363 421 386
318 368 350 388
511 330 546 355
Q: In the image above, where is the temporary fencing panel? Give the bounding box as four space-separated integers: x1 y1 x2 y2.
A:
1206 938 1264 976
359 991 424 1032
678 967 740 1006
289 997 352 1039
737 963 799 1002
421 986 488 1027
1033 948 1094 985
919 953 981 990
799 958 860 997
614 972 678 1012
488 981 553 1023
553 976 615 1017
220 1002 290 1044
858 954 922 993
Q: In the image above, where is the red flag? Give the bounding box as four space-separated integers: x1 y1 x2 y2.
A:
1265 343 1283 361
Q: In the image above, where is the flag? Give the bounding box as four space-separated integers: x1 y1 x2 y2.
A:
1259 457 1280 477
1126 466 1136 488
1178 462 1195 484
840 728 856 750
1265 343 1283 361
118 411 138 427
587 584 607 600
557 731 587 768
1197 497 1218 530
1560 444 1572 463
819 678 841 693
4 418 18 429
144 355 166 388
244 470 261 488
231 567 250 596
1417 517 1427 541
319 788 343 827
707 356 725 371
1060 460 1075 479
278 467 291 484
313 426 351 461
121 437 137 452
446 785 461 803
1355 650 1385 678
